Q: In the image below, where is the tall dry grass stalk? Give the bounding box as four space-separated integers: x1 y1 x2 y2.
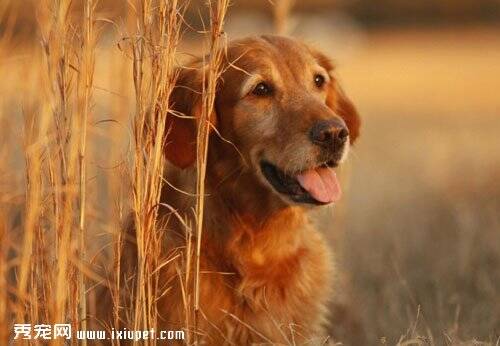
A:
19 104 51 327
0 212 7 344
127 0 183 341
12 0 97 342
193 0 228 338
76 0 97 341
40 0 80 331
273 0 295 35
0 4 15 344
0 190 7 343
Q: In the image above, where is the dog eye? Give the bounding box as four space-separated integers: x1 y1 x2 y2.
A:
252 82 272 96
314 74 326 88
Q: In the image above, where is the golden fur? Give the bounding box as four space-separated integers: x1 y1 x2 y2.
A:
121 35 360 345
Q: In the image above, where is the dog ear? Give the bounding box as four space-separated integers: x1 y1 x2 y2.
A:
330 84 361 144
165 64 217 168
312 50 361 144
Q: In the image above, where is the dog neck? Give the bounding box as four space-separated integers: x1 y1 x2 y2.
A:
203 156 311 272
161 144 312 274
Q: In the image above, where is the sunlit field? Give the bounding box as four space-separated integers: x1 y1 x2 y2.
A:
1 0 499 344
333 28 500 344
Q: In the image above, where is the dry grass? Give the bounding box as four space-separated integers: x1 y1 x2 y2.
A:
125 0 185 339
1 0 229 344
1 0 500 345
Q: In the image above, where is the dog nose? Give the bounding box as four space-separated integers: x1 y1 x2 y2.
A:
310 120 349 149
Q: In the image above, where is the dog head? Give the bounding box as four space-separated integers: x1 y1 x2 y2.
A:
165 35 360 206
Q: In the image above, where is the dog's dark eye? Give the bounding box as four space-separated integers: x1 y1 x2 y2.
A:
314 74 326 88
252 82 272 96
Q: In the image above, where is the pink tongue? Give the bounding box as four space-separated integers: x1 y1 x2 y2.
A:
296 167 342 204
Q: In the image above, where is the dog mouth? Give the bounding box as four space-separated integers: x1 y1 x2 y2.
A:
259 160 342 205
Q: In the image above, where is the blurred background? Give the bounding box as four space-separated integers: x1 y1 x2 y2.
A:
1 0 499 344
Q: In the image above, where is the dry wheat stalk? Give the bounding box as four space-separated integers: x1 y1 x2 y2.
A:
193 1 229 339
129 1 183 343
76 0 97 342
273 0 294 35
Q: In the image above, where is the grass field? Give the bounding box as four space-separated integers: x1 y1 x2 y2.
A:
1 1 499 344
330 28 500 344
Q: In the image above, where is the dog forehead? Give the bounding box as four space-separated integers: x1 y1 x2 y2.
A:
226 36 317 74
221 40 322 103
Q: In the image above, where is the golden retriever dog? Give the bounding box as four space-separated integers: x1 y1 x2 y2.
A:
121 35 360 345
